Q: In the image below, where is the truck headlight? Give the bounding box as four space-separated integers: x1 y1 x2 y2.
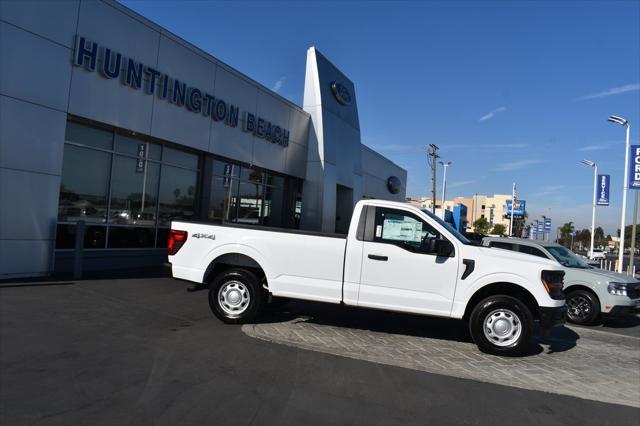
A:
607 282 628 296
541 270 565 300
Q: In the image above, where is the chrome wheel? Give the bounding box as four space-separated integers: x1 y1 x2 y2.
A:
218 280 250 316
482 308 522 347
567 295 591 321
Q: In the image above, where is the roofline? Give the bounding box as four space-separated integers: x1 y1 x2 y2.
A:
361 144 408 174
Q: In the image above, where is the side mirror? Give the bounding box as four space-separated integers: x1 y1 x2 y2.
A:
434 239 454 257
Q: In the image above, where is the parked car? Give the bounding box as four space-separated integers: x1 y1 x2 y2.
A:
482 237 640 325
589 249 606 260
169 199 567 356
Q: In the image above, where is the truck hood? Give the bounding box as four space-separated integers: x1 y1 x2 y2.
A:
468 246 560 269
564 267 638 284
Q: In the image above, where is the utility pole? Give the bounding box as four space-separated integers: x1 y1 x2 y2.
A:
630 191 638 276
426 144 439 214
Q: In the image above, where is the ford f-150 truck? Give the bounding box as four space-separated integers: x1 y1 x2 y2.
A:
169 199 566 356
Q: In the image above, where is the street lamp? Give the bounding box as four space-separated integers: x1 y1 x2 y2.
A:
581 159 597 259
608 115 631 273
439 161 452 219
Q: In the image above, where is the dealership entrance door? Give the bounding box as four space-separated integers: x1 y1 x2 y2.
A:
335 185 353 234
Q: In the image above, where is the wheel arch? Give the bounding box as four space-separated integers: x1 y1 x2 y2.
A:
463 282 540 321
203 252 267 288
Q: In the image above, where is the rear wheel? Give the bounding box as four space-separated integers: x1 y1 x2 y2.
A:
566 289 600 325
469 295 533 356
208 268 265 324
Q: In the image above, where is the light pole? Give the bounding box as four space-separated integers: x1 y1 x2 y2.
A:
608 115 630 273
509 182 516 237
581 159 597 259
439 161 452 219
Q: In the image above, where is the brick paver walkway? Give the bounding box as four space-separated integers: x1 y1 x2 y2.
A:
243 314 640 408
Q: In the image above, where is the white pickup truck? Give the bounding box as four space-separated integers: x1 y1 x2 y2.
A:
169 199 566 355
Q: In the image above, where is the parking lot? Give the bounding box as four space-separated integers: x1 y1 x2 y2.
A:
1 275 639 425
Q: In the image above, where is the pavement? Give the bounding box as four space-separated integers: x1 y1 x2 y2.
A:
1 275 639 425
244 301 640 407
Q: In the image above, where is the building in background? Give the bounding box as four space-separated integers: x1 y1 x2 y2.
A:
0 0 406 278
408 194 524 232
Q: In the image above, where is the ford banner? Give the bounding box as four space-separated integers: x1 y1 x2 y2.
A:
596 174 610 206
629 145 640 190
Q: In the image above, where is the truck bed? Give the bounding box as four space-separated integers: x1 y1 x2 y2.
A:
170 221 348 303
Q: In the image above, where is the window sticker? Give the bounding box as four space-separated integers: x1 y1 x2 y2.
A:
375 225 382 238
382 218 422 242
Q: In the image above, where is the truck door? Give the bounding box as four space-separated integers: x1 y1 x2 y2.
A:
358 206 459 317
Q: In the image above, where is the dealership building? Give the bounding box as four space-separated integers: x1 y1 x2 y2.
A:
0 0 407 279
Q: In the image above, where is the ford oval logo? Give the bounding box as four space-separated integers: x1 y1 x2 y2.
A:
330 81 352 106
387 176 401 194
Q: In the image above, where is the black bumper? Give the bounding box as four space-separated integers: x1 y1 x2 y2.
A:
606 303 640 317
538 305 567 329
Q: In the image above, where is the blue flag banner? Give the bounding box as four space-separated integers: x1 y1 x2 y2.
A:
629 145 640 189
596 174 610 205
544 218 552 232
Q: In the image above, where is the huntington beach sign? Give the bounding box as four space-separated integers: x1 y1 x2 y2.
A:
73 36 290 147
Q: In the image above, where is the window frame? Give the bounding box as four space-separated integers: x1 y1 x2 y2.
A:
366 206 454 256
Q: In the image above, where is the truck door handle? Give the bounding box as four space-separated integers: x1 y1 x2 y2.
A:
368 254 388 261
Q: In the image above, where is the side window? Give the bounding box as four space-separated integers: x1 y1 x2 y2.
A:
372 207 443 254
519 245 548 258
489 241 516 251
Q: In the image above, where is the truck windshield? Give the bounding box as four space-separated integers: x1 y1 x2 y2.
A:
420 209 471 245
546 246 591 269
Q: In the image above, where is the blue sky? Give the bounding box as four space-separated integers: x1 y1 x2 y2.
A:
120 0 639 235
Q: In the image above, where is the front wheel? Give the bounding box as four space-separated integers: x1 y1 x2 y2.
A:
208 268 266 324
469 295 533 356
566 289 600 325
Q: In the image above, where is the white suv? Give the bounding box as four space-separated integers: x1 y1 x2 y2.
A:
483 238 640 325
589 250 606 260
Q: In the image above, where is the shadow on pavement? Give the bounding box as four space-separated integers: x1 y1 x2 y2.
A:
538 326 580 354
0 266 170 286
601 315 640 329
258 299 581 357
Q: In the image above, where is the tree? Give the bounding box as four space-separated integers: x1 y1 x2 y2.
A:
594 227 605 247
473 217 489 234
491 223 506 236
575 229 590 249
558 222 574 248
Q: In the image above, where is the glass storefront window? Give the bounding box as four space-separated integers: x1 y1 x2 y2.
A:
115 134 161 160
66 121 113 150
55 224 107 249
241 167 264 184
212 160 240 178
107 226 155 248
56 120 304 252
58 144 111 223
158 165 198 226
57 120 200 250
163 147 198 169
209 175 238 222
236 181 264 225
156 228 170 249
109 156 160 225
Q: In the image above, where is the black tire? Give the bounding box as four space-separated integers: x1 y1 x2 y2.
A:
566 289 600 325
208 268 266 324
469 295 533 356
